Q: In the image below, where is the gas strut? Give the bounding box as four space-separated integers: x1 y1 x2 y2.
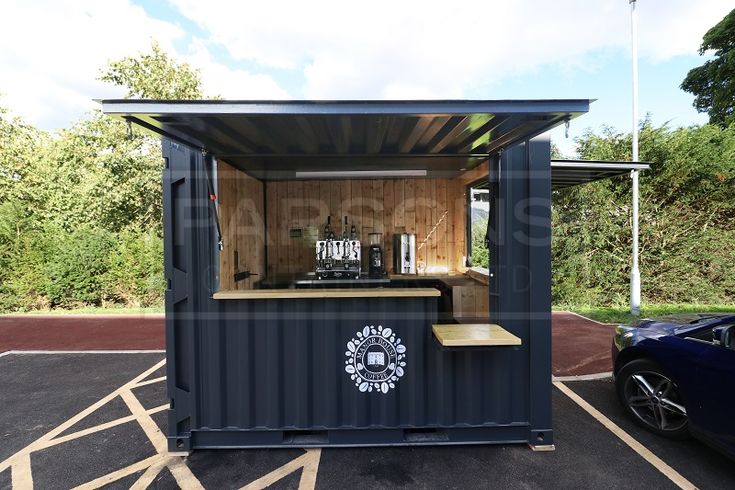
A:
201 150 224 251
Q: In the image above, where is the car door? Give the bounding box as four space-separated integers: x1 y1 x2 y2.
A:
690 323 735 457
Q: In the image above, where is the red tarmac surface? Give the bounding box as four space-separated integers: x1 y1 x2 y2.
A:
0 311 614 376
551 311 615 376
0 314 165 352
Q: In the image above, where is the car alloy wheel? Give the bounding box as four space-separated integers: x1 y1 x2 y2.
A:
623 370 687 433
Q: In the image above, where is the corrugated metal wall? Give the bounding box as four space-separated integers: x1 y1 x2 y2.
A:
193 297 528 430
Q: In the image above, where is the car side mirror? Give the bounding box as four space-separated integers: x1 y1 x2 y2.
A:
713 325 735 349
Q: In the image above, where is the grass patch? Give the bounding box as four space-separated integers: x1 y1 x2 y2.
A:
2 305 164 315
560 303 735 324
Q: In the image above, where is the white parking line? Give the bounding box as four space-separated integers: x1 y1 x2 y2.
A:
554 381 696 490
0 350 165 356
553 372 613 382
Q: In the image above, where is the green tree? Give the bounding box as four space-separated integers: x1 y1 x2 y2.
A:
44 39 212 232
552 122 735 306
39 114 164 232
681 9 735 127
99 40 205 99
0 105 49 212
0 41 212 311
0 106 53 310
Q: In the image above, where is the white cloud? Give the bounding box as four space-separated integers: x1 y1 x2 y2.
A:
1 0 730 130
183 39 290 99
168 0 732 98
0 0 290 130
1 0 180 128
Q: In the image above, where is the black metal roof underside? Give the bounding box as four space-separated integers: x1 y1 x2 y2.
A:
101 99 590 180
550 160 650 190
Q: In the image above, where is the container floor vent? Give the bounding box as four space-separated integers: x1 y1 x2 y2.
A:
282 430 329 445
403 428 449 443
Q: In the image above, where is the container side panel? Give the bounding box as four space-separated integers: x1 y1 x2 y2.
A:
193 297 527 431
491 136 553 445
163 140 209 451
526 136 553 442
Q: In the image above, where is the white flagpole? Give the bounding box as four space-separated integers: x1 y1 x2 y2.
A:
630 0 641 316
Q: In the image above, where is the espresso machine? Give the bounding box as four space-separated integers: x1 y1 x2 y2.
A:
315 216 361 279
393 233 417 274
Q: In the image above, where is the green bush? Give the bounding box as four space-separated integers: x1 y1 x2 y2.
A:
43 227 115 307
0 232 52 311
105 230 165 307
0 201 51 311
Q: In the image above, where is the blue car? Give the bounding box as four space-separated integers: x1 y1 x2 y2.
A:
612 313 735 459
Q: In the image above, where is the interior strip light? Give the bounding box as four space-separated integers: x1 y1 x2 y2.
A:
294 170 428 179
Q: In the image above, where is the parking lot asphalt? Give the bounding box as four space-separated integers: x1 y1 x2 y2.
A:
565 379 735 489
2 352 733 489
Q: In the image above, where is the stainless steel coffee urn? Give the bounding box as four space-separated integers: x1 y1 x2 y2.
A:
393 233 416 274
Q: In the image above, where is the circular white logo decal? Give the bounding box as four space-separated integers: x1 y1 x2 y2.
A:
344 325 406 394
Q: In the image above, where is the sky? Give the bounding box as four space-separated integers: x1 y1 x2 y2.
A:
1 0 732 156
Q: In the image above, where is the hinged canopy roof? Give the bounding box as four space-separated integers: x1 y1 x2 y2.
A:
101 99 591 179
466 160 650 191
550 160 650 190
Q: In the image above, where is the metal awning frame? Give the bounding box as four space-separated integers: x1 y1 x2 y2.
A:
550 159 650 190
101 99 592 180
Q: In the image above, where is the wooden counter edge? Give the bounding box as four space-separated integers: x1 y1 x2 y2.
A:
465 267 490 286
432 323 522 347
213 288 441 300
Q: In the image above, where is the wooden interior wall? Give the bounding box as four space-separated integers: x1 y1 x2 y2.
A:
217 160 265 290
264 178 467 276
452 284 490 322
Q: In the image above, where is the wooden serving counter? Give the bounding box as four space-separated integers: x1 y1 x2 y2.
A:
213 287 441 300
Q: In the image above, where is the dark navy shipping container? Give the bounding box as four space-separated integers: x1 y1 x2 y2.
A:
102 99 597 451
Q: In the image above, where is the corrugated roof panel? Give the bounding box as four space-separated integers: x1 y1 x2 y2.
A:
101 99 591 179
550 160 650 189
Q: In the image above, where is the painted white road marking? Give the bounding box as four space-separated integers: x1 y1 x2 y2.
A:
240 449 322 490
0 350 165 355
1 356 322 489
553 372 613 382
71 454 166 490
134 376 167 388
554 381 696 490
0 359 167 476
10 454 33 490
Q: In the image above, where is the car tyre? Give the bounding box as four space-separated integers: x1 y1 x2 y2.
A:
615 359 689 440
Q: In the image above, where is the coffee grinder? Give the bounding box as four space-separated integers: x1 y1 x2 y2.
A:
367 233 384 278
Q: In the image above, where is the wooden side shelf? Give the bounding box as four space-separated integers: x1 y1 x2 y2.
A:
432 324 521 347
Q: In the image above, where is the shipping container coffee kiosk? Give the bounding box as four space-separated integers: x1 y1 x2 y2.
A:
102 99 590 451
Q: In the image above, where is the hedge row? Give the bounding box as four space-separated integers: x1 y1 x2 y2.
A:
0 227 164 311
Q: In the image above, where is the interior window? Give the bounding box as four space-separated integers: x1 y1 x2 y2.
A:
467 185 490 268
